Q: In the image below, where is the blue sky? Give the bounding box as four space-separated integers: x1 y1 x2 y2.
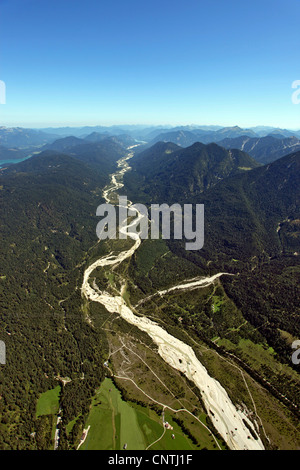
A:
0 0 300 129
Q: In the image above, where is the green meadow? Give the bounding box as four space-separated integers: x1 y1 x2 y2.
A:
79 378 198 450
36 386 61 418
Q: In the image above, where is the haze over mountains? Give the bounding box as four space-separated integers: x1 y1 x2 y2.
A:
0 126 59 148
217 135 300 164
1 124 300 168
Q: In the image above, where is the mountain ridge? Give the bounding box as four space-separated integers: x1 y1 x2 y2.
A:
125 141 261 203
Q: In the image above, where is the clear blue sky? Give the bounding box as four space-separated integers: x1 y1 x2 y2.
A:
1 0 300 129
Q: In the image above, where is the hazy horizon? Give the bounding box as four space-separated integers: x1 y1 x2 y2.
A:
1 123 300 132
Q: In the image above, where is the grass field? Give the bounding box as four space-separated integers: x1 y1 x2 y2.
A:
36 386 61 418
79 378 198 450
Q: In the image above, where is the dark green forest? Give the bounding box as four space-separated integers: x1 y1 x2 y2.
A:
125 147 300 377
0 146 123 449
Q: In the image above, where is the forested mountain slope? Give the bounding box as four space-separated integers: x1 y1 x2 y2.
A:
125 141 260 202
0 152 113 449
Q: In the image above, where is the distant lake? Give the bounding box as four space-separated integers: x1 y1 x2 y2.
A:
0 155 32 169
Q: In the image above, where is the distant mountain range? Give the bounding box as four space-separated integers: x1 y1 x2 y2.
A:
0 124 300 170
0 126 60 147
217 135 300 164
36 124 300 141
149 126 300 152
1 124 300 150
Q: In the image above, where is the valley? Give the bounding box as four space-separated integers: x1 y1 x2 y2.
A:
0 133 299 451
78 145 299 451
1 0 300 456
81 149 264 450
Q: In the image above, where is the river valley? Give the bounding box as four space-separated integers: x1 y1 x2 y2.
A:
81 146 265 451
